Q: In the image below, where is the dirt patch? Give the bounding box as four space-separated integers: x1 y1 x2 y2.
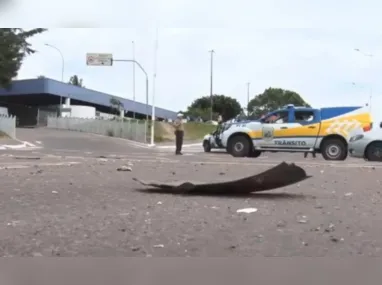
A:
155 122 216 142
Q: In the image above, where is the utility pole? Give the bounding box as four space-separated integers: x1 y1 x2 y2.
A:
209 50 215 121
246 82 250 115
132 41 136 118
150 28 159 146
354 48 373 111
45 43 64 109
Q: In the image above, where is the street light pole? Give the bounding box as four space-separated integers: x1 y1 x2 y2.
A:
209 50 215 121
150 28 159 147
132 41 136 119
246 82 250 115
113 59 149 143
45 43 64 109
354 48 373 111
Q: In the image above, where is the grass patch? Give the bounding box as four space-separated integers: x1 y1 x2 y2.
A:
183 122 216 140
154 122 216 142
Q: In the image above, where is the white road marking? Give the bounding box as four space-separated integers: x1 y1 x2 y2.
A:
0 161 81 170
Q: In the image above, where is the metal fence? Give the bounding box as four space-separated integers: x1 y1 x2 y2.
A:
47 117 147 143
0 115 16 138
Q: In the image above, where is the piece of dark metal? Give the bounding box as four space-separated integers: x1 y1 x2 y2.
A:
133 162 311 195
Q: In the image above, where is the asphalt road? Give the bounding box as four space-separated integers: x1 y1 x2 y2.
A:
1 128 382 257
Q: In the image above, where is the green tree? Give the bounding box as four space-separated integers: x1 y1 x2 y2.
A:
0 28 47 88
187 94 242 121
109 97 124 114
247 88 310 117
68 75 84 87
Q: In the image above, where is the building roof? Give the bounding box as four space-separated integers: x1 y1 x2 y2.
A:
0 78 177 119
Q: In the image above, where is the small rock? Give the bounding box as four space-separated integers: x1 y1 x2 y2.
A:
117 166 132 172
325 223 336 233
52 191 58 194
211 206 219 210
345 192 353 197
131 246 140 252
98 158 108 162
153 244 164 248
302 241 308 246
219 172 225 175
314 204 323 209
330 237 338 242
320 170 324 174
297 216 308 224
277 220 287 228
157 201 163 205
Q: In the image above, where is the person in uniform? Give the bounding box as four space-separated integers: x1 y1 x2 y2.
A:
173 113 184 155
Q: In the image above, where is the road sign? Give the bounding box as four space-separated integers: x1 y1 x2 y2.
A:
86 53 113 66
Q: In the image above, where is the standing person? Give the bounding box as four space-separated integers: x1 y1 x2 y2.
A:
173 113 184 155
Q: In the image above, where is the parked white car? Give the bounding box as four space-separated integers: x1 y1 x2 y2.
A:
349 121 382 161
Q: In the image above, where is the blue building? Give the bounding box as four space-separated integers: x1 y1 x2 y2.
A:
0 78 177 120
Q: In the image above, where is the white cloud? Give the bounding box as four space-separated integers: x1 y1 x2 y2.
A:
2 0 382 112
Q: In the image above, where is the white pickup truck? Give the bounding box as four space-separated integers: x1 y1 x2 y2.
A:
220 104 373 161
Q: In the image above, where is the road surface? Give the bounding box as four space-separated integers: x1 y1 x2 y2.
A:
1 128 382 257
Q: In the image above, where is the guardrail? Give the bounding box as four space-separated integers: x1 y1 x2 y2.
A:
0 115 16 138
47 117 147 143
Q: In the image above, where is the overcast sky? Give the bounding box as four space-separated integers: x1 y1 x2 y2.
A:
1 0 382 112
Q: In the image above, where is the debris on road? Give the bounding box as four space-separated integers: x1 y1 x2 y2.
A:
13 156 41 160
236 208 258 214
325 223 336 232
345 192 353 197
134 162 311 195
153 244 164 248
117 165 132 172
297 215 308 224
52 191 58 194
157 201 163 205
130 246 141 252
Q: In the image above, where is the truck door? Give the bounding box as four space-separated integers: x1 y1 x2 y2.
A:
287 109 321 149
260 110 291 148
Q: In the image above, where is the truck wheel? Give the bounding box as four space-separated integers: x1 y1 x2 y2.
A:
203 140 211 152
249 150 262 158
365 142 382 161
321 138 347 161
228 135 250 157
